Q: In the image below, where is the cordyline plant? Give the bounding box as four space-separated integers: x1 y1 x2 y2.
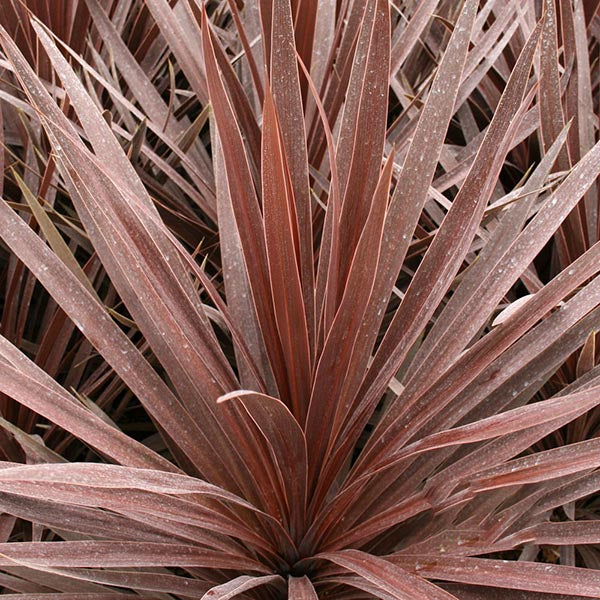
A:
1 0 600 597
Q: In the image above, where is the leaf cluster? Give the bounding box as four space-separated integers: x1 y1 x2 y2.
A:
0 0 600 598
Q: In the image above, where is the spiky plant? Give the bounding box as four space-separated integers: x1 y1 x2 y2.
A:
1 0 600 597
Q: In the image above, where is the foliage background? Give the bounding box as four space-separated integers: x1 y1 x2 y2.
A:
0 0 600 598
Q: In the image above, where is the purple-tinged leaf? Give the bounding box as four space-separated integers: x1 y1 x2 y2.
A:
201 574 285 599
261 87 312 422
0 596 145 600
0 350 171 471
391 555 600 598
0 541 267 571
306 152 395 495
316 549 459 600
375 385 600 473
202 9 289 405
269 0 314 346
219 390 307 543
288 575 318 599
335 0 390 293
577 329 596 377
